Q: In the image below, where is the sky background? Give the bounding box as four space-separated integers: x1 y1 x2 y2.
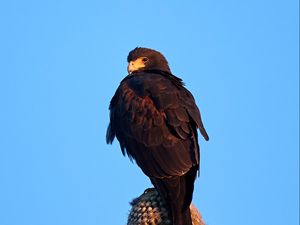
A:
0 1 299 225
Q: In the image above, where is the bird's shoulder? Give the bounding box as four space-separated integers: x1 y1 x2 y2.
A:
118 70 184 97
111 70 198 118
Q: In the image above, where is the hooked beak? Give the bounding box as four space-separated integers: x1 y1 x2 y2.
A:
127 57 148 74
127 61 136 74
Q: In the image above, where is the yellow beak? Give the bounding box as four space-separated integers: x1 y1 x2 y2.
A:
127 57 147 74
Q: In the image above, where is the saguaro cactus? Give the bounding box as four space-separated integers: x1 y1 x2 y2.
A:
127 188 205 225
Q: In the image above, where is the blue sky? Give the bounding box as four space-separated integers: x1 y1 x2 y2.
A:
0 1 298 225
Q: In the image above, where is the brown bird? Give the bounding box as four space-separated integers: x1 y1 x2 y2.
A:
107 47 209 225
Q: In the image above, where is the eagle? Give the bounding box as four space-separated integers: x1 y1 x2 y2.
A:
106 47 209 225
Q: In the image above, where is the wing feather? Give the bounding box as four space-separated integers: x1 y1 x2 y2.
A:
106 72 208 178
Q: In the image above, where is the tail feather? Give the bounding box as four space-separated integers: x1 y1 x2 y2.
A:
169 201 192 225
150 167 197 225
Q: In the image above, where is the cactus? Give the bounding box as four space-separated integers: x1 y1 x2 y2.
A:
127 188 205 225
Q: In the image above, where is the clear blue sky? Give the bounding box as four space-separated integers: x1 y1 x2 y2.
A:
0 1 298 225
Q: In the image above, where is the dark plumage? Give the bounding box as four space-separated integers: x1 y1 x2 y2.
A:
107 47 209 225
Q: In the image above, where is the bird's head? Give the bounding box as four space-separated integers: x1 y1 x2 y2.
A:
127 47 171 74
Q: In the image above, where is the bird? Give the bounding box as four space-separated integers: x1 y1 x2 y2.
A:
106 47 209 225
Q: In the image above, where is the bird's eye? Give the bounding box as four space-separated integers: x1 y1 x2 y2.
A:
142 57 149 62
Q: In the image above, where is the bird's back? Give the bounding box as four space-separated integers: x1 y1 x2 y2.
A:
107 71 208 178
